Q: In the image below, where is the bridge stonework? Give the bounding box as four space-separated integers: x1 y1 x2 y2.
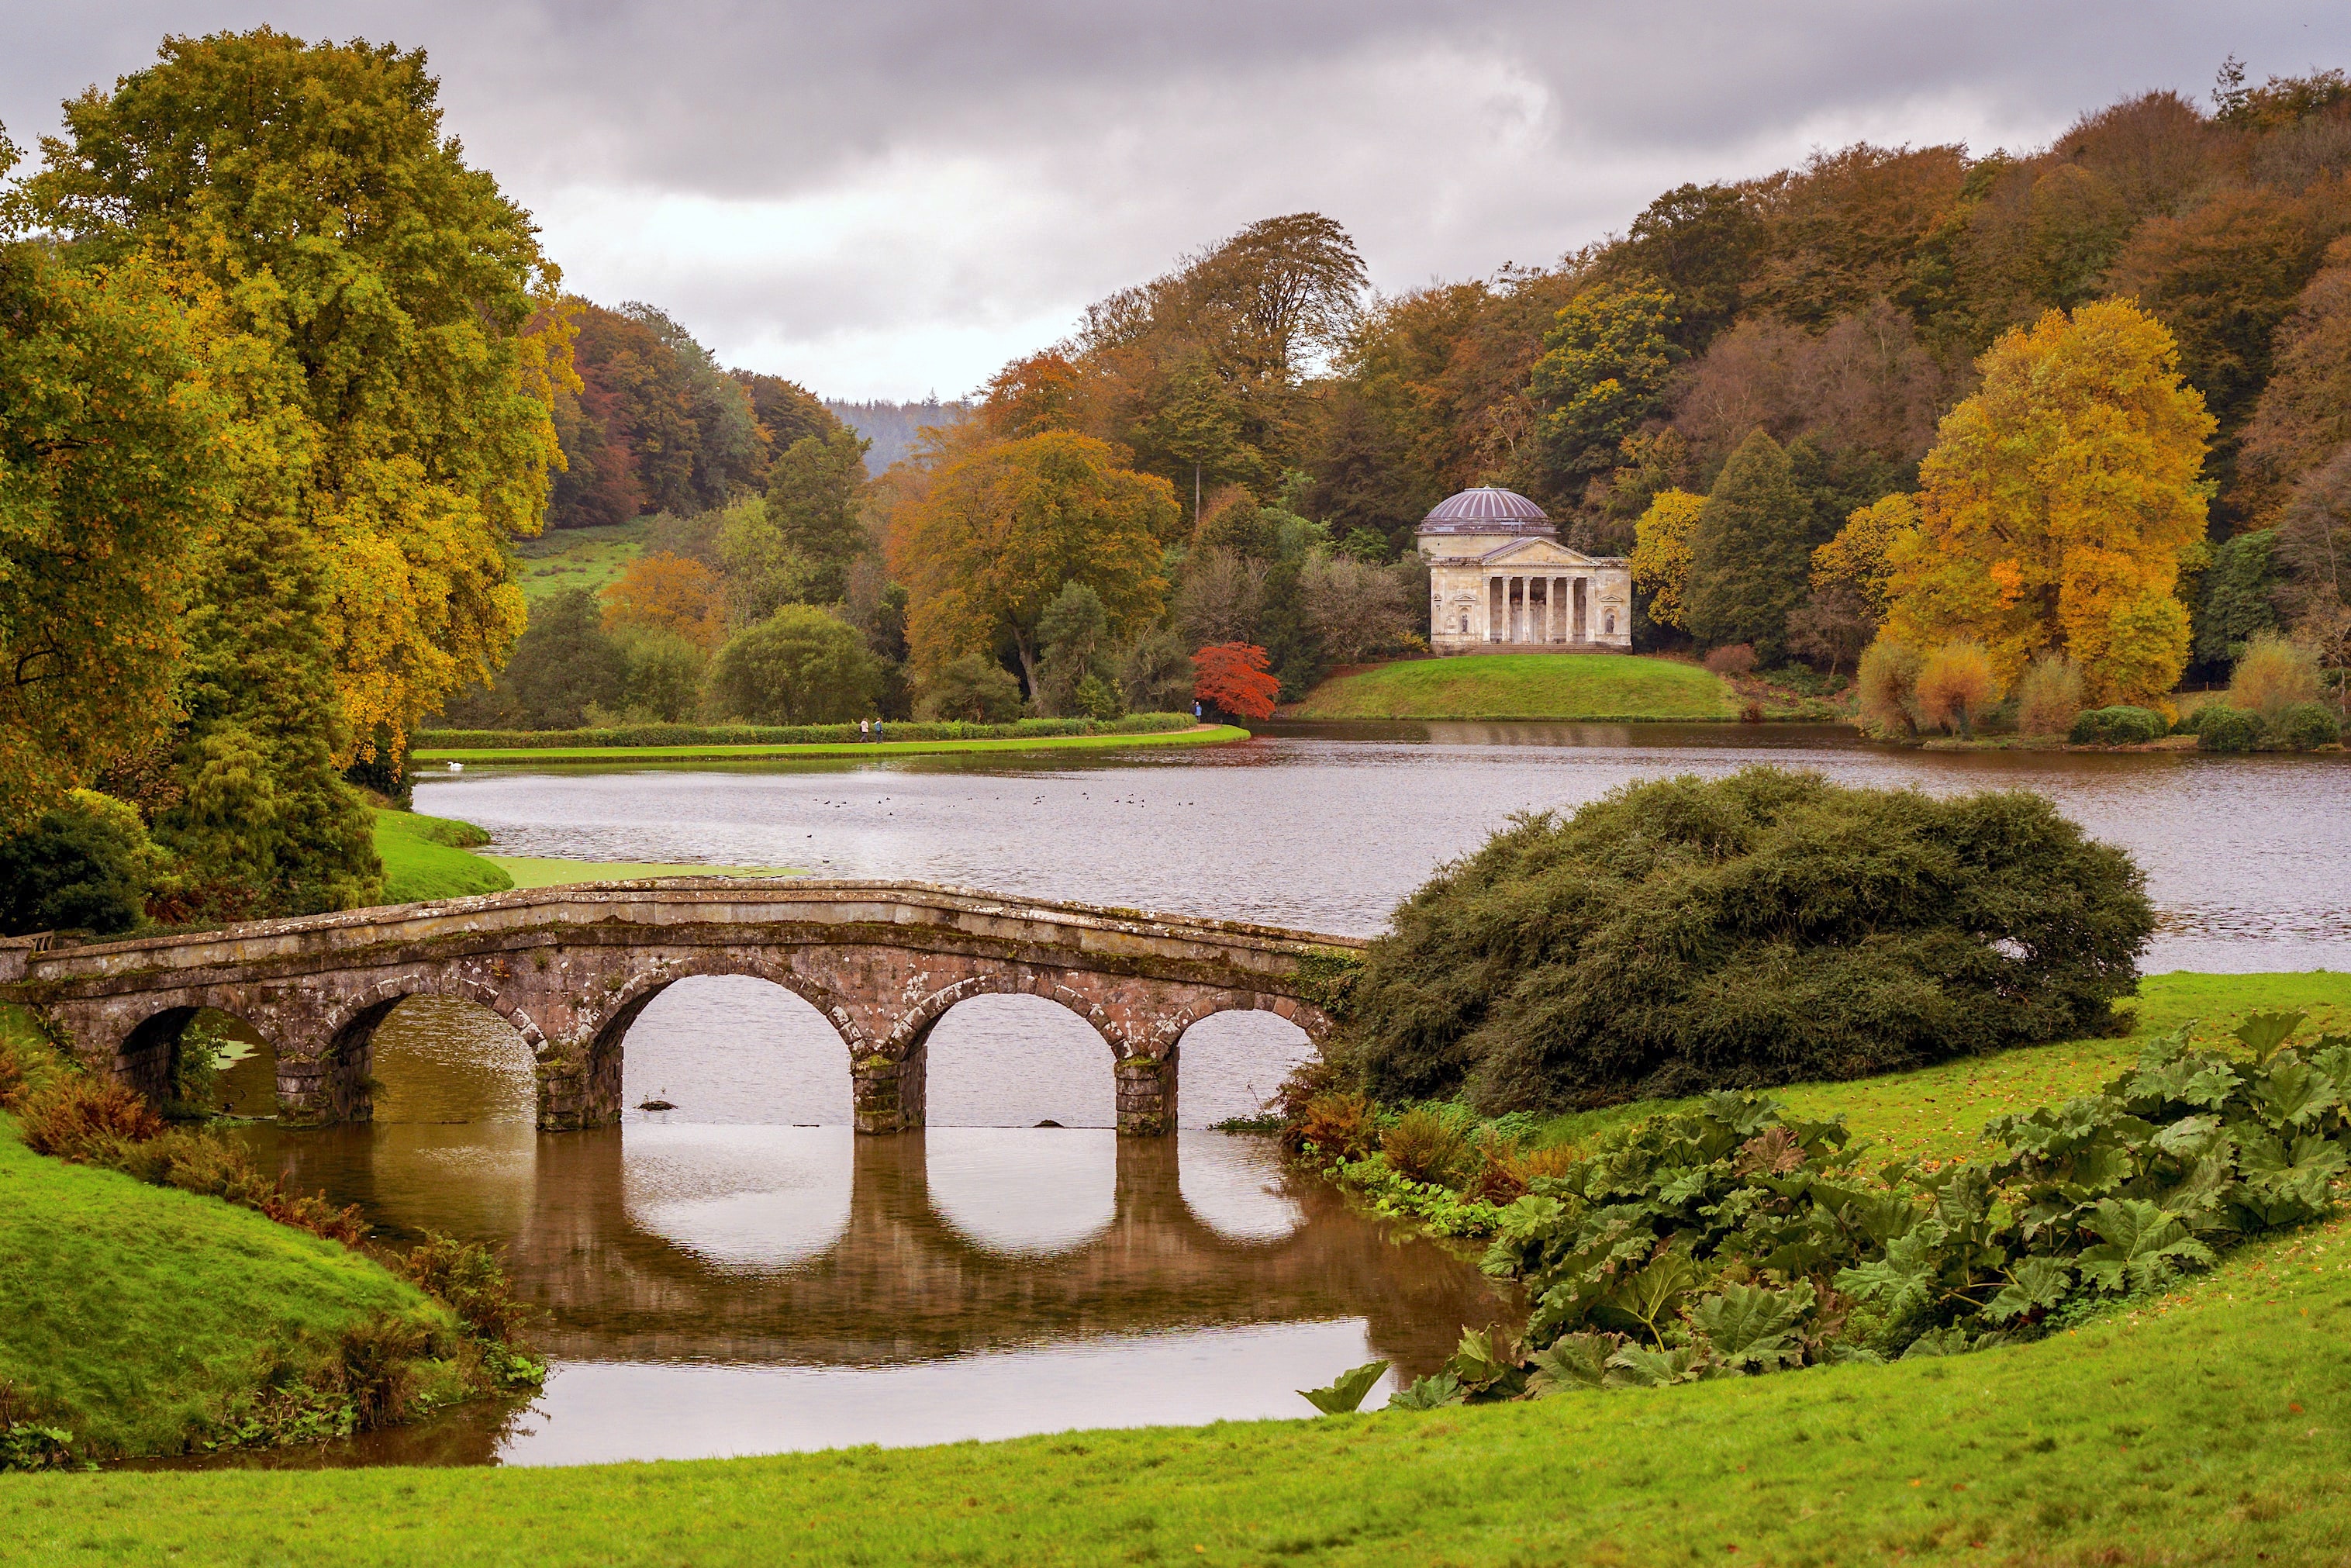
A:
0 880 1362 1136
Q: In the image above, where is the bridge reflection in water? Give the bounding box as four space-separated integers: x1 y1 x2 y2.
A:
227 990 1514 1465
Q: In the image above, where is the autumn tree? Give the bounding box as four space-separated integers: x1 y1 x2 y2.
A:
1192 643 1280 720
1527 278 1684 489
891 432 1177 694
979 352 1089 438
27 29 570 761
1686 430 1814 658
1617 183 1762 351
1881 299 2215 706
601 553 727 650
1628 489 1704 630
1811 491 1918 616
0 147 228 831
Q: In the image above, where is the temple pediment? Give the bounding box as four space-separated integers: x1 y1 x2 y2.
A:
1477 537 1607 568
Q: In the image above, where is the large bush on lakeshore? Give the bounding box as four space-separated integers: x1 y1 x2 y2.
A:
1348 768 2152 1114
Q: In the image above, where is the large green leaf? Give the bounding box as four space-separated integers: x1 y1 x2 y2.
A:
1687 1280 1815 1371
2256 1056 2337 1128
1603 1252 1700 1344
2076 1198 2215 1294
1602 1343 1711 1387
1384 1372 1465 1411
2233 1010 2308 1062
1985 1255 2072 1322
1525 1333 1612 1395
1296 1359 1390 1415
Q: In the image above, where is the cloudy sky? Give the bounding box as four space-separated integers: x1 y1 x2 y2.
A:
8 4 2347 399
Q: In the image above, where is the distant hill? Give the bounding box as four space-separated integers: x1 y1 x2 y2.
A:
825 399 968 471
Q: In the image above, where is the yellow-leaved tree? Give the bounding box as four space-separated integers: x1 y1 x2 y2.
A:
1628 489 1705 630
891 432 1179 696
1812 492 1918 618
1880 299 2215 708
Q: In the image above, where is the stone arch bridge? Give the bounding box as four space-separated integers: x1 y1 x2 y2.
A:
0 880 1364 1135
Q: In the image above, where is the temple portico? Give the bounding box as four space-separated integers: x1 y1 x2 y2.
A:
1415 487 1633 654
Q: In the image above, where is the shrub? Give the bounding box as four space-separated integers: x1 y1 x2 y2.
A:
2014 653 2086 737
1702 644 1757 678
1291 1090 1376 1162
1379 1107 1476 1186
2229 631 2321 719
1854 640 1921 737
1345 768 2152 1114
19 1077 166 1160
399 1235 537 1349
914 654 1025 723
2270 701 2342 751
706 606 879 724
0 790 159 936
1912 641 2001 735
2068 705 2166 745
2194 703 2263 753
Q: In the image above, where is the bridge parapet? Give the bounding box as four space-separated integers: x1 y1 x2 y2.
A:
2 879 1366 1135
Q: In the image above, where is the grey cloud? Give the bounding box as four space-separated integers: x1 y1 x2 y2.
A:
9 3 2348 395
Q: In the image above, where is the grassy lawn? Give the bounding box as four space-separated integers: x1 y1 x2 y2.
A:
374 810 796 898
412 723 1248 765
374 810 514 903
513 520 646 604
1533 969 2350 1162
0 1099 447 1461
4 972 2346 1562
1286 654 1734 721
5 1196 2350 1562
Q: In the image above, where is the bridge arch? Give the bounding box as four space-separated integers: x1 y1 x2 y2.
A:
114 999 289 1115
307 976 548 1126
1170 1000 1318 1130
913 981 1126 1130
578 954 868 1128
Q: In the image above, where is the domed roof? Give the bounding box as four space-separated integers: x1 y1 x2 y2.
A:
1417 486 1554 536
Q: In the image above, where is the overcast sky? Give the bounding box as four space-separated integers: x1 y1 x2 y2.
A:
7 5 2348 400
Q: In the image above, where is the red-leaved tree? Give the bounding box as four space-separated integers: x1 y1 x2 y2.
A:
1193 643 1280 720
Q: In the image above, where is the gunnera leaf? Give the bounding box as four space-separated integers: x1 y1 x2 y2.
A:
1602 1344 1711 1387
2233 1010 2308 1063
1297 1359 1390 1415
1525 1333 1614 1395
1985 1255 2072 1323
1686 1280 1816 1371
1385 1372 1465 1411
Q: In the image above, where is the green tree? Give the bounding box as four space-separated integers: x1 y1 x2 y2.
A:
706 606 879 725
0 136 229 832
0 790 162 936
914 654 1024 723
454 589 625 730
2194 529 2282 670
725 427 872 616
1620 183 1762 351
1032 582 1120 717
1528 278 1685 488
1687 430 1814 658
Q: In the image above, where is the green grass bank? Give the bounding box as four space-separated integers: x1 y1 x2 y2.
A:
1285 653 1735 721
373 811 794 901
513 520 645 604
0 1100 451 1460
5 1202 2349 1563
4 972 2344 1563
411 723 1247 766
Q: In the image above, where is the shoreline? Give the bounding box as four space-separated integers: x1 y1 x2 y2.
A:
412 723 1249 766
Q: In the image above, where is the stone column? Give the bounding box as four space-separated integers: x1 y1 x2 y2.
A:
1574 576 1589 641
1115 1049 1176 1137
1552 577 1566 642
1489 576 1503 641
852 1045 925 1133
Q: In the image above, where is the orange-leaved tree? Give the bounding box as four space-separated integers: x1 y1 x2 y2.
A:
890 431 1179 694
601 552 727 650
1193 643 1279 720
1880 299 2215 709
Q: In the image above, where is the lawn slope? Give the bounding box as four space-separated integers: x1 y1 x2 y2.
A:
5 1207 2349 1563
374 811 514 903
0 1111 446 1459
1286 653 1733 720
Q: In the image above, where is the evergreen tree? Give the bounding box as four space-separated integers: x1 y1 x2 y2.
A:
1686 430 1814 659
2194 529 2283 672
486 590 627 730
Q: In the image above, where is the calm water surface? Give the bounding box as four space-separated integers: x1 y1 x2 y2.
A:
216 724 2346 1466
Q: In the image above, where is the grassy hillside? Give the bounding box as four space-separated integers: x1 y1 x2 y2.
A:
513 520 645 604
1286 653 1735 721
374 811 514 903
0 1107 449 1460
6 972 2346 1562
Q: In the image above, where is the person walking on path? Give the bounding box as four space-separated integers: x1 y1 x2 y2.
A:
861 718 871 742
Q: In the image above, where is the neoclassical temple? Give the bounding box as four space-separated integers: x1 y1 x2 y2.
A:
1416 487 1633 654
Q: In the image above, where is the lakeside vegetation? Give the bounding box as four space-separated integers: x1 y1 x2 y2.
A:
415 723 1243 766
0 1010 539 1466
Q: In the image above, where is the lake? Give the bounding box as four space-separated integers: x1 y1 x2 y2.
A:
215 723 2347 1466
